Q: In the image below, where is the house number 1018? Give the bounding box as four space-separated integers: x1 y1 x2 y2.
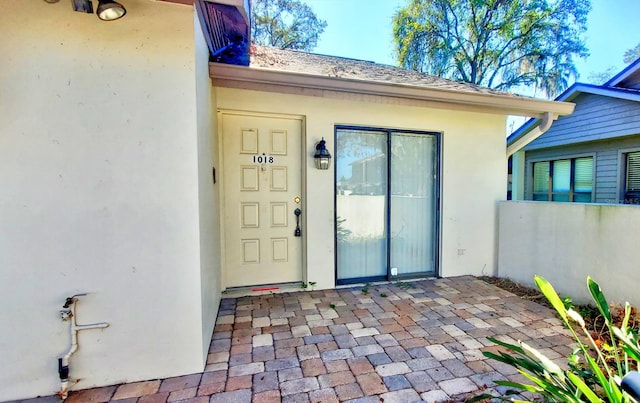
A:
253 154 275 164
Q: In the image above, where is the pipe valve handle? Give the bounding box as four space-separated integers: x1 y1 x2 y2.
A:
63 293 88 308
63 297 75 309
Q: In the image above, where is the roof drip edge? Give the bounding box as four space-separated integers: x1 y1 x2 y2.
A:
209 62 575 117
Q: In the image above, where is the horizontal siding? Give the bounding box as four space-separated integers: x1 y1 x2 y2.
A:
524 93 640 150
523 134 640 203
595 150 619 202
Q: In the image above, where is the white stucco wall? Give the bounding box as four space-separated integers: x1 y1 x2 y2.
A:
194 13 222 360
498 201 640 307
215 87 506 290
0 1 216 400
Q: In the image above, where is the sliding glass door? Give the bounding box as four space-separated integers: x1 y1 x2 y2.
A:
336 127 439 284
336 129 388 281
390 133 437 276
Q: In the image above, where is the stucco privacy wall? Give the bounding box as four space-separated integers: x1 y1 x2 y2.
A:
0 1 213 400
498 201 640 307
215 87 506 289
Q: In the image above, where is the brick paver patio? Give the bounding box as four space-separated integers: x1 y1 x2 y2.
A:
14 276 574 403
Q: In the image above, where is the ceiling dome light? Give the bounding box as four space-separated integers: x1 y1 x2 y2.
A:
96 0 126 21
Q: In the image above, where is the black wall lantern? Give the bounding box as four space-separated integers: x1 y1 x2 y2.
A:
314 138 332 170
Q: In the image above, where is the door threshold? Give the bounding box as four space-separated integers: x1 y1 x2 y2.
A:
335 276 437 289
222 281 303 297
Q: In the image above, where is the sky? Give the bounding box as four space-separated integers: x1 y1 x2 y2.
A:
304 0 640 92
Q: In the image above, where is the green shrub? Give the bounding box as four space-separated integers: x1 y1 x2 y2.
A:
476 276 640 402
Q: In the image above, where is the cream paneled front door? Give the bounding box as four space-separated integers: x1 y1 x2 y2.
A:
221 112 303 288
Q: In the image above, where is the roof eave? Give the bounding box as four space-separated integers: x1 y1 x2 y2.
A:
604 56 640 87
209 62 575 118
573 84 640 102
507 83 640 147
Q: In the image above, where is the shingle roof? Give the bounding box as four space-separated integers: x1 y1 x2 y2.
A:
250 45 519 98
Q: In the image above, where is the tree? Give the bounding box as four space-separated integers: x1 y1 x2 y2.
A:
588 42 640 84
392 0 590 97
251 0 327 51
623 42 640 64
587 67 616 85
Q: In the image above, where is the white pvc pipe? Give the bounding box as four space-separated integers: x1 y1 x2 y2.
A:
58 296 109 400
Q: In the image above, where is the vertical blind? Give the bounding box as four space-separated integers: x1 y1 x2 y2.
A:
390 133 436 276
627 151 640 192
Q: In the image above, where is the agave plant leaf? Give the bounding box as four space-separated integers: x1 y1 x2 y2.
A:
519 371 579 402
484 339 541 369
566 372 602 403
483 338 547 375
487 336 527 354
494 379 541 393
620 345 640 364
607 376 623 402
587 276 612 324
535 275 569 324
588 276 624 375
521 341 566 382
614 327 640 362
567 308 586 327
618 302 635 371
621 303 631 329
483 350 546 376
465 393 497 403
584 351 618 400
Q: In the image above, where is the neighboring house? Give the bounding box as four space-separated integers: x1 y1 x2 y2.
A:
508 58 640 204
0 0 573 400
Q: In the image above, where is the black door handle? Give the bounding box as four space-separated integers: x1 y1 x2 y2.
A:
294 208 302 237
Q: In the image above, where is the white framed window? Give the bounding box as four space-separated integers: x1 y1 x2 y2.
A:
623 150 640 204
532 156 593 202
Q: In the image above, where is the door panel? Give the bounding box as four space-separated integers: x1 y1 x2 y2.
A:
336 129 388 283
390 133 437 275
222 113 303 288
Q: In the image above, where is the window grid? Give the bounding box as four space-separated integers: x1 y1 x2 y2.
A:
624 151 640 204
626 151 640 191
532 157 593 202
